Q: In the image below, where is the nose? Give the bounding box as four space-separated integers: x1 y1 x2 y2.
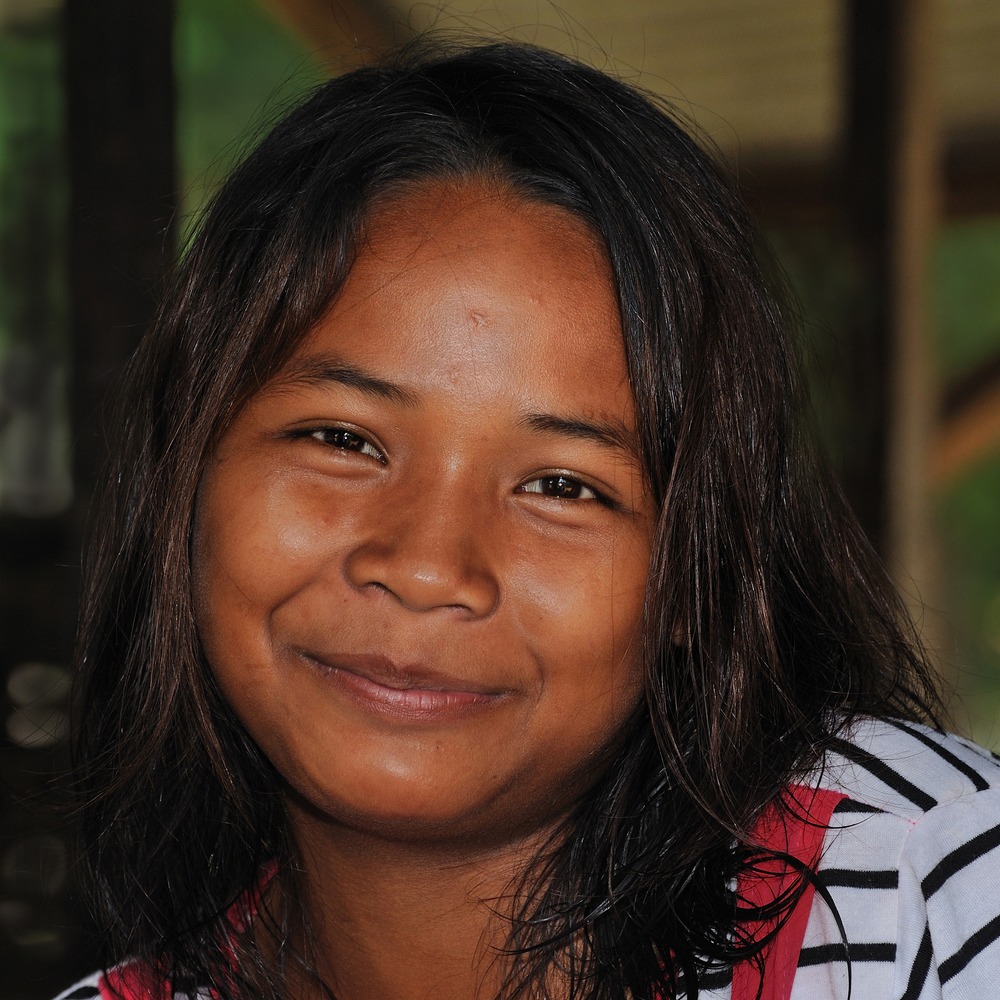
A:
343 487 500 618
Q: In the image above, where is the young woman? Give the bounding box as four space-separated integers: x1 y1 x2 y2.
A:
58 41 1000 1000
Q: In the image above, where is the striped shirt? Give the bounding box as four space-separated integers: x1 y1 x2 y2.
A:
54 718 1000 1000
704 717 1000 999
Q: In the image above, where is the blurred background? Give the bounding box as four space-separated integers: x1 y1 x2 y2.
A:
1 0 998 994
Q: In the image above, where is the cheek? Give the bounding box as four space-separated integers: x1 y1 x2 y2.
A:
194 472 341 616
509 530 649 746
192 471 311 683
511 529 649 657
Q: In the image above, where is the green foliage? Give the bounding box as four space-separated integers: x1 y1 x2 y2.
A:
934 218 1000 743
0 13 67 354
766 226 856 473
938 456 1000 743
935 219 1000 379
771 219 1000 745
176 0 326 232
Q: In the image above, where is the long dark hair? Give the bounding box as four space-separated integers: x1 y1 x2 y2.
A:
73 40 942 999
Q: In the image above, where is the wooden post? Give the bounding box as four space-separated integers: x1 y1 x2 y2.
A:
843 0 942 638
54 3 176 984
64 0 177 498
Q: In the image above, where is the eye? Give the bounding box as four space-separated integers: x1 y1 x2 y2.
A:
519 475 601 502
303 427 386 464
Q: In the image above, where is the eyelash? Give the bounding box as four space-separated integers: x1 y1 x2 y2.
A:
294 427 617 508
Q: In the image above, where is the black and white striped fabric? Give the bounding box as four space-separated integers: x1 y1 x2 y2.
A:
702 718 1000 1000
53 719 1000 1000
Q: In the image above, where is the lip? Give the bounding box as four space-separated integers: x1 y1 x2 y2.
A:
300 651 508 722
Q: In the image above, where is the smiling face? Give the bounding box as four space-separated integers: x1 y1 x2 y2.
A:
193 180 656 849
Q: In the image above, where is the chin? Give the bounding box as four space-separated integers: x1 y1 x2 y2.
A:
282 774 576 855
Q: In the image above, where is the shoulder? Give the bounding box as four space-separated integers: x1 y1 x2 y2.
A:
795 718 1000 998
819 716 1000 819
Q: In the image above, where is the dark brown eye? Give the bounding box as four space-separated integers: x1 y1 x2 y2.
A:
521 475 597 501
319 429 361 450
307 428 385 462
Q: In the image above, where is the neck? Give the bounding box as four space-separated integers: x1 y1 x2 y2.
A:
278 802 558 1000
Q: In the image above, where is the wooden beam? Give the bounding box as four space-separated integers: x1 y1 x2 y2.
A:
739 132 1000 225
942 133 1000 217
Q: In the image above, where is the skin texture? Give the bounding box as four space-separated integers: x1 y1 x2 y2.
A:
193 180 656 998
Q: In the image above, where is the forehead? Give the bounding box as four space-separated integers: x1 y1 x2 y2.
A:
365 178 607 276
285 179 629 408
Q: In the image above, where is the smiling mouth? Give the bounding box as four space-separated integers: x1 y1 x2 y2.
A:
300 651 507 721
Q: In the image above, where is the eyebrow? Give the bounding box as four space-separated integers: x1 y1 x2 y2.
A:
519 413 640 461
275 353 639 460
274 354 420 406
